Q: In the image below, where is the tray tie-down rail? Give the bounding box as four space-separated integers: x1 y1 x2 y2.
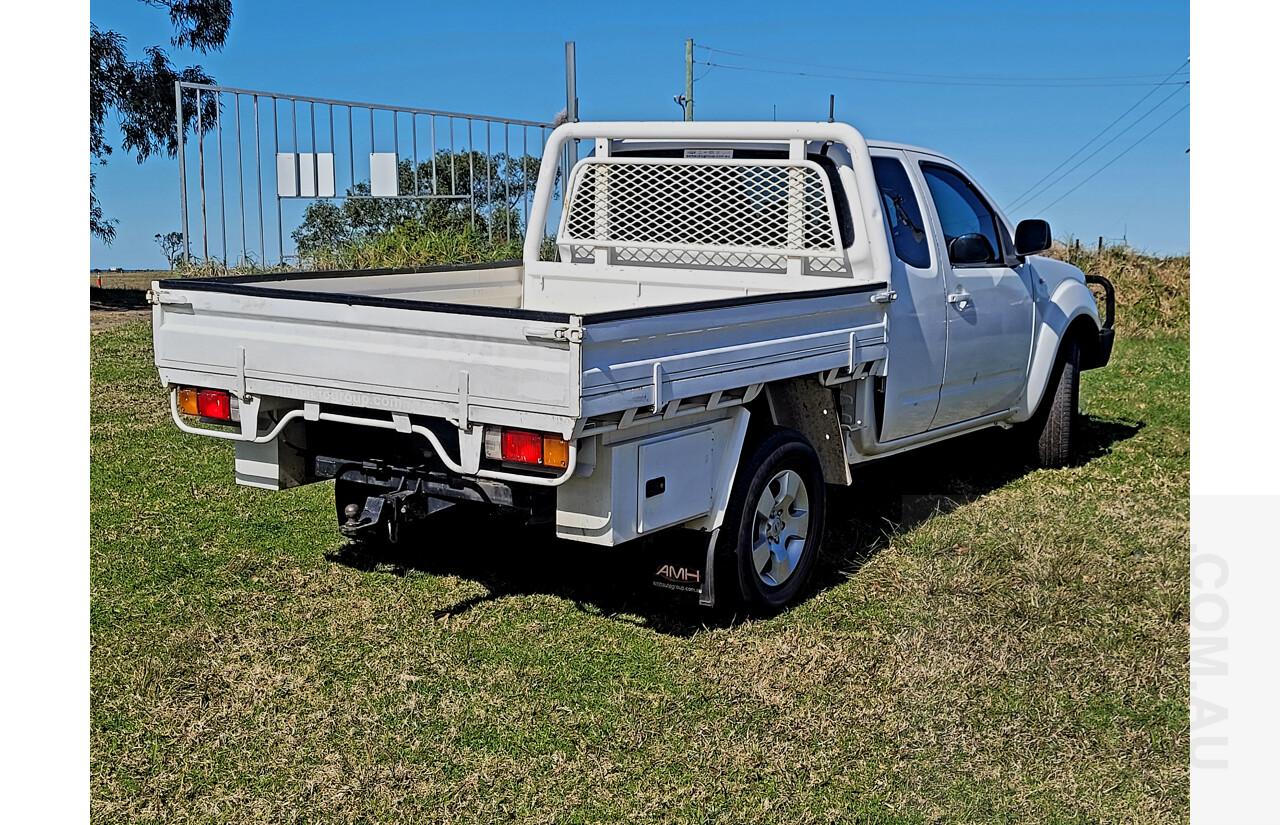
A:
168 390 578 487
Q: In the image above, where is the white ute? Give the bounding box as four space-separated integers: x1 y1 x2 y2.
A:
151 121 1114 611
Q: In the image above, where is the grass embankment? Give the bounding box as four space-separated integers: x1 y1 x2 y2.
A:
1046 242 1190 336
91 247 1189 823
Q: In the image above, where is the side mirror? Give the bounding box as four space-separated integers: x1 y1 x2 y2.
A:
1015 219 1052 255
948 233 995 265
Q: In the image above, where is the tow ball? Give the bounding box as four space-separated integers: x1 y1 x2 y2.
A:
338 478 453 543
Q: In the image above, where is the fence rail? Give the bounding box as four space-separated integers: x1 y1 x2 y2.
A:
175 78 567 269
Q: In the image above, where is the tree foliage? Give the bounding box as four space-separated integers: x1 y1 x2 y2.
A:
90 2 232 242
292 152 554 257
154 231 184 269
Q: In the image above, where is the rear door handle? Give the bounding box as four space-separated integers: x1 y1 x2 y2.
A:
947 291 971 310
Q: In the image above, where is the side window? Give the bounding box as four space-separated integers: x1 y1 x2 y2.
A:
920 164 1002 265
871 157 931 269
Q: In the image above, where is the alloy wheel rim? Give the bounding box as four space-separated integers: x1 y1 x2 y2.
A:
750 469 810 587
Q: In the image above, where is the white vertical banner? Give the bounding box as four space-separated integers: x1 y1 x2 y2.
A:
1190 495 1280 824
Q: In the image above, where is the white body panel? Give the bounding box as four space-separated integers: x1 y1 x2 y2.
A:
152 268 583 437
905 150 1035 427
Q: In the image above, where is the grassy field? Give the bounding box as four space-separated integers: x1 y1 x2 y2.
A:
91 250 1189 823
91 270 170 290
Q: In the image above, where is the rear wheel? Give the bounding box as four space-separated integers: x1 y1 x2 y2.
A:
722 428 827 612
1032 338 1080 467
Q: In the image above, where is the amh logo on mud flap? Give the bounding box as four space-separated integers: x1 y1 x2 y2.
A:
655 564 701 584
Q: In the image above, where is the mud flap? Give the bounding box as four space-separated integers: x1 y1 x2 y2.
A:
650 528 719 607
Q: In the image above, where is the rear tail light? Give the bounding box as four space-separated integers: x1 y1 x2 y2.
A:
176 386 235 421
483 427 570 468
502 429 543 464
196 389 232 420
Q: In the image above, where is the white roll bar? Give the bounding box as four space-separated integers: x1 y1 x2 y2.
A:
523 120 893 281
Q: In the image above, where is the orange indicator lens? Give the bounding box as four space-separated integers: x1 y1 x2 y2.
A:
542 435 569 469
177 387 199 415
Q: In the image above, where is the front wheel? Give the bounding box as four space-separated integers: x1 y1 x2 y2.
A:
722 428 827 612
1031 338 1080 468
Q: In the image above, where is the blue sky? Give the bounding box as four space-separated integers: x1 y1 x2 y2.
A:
89 0 1190 269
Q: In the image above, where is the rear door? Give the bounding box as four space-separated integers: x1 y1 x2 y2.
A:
910 156 1034 428
869 150 947 442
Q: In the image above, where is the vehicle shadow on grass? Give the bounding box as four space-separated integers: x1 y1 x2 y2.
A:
809 415 1142 595
326 414 1141 637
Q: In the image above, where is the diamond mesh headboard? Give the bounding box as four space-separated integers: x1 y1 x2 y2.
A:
558 158 849 274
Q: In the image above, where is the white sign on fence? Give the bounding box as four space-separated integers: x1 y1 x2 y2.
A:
276 153 336 198
370 153 400 198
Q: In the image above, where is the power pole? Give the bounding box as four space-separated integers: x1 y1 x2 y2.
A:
565 41 578 123
685 38 694 121
565 41 579 171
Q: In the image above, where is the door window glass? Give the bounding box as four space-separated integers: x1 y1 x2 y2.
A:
871 157 931 269
920 164 1002 264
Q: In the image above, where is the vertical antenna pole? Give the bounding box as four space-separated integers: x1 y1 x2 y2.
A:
828 94 835 123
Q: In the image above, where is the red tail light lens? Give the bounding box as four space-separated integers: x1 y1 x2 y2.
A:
196 389 232 420
501 429 544 465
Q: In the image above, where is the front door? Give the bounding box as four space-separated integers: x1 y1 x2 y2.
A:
912 157 1034 428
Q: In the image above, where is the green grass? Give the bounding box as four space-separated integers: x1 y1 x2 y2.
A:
303 222 527 271
91 279 1188 822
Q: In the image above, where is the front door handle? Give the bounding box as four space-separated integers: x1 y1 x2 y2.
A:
947 290 972 310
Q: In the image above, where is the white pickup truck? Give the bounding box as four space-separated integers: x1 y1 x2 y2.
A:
151 121 1114 611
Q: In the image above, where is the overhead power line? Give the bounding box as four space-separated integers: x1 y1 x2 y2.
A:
1006 58 1190 211
1008 78 1189 212
695 43 1191 83
1036 102 1190 215
695 59 1188 89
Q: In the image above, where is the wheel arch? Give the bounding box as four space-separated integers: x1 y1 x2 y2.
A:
1016 279 1103 423
755 379 851 485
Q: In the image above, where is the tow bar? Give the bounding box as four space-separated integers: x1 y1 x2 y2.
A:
339 478 453 543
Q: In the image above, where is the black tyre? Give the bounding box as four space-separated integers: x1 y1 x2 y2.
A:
1033 338 1080 468
721 428 827 612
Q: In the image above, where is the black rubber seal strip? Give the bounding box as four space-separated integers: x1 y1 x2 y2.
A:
157 258 522 286
157 262 887 327
156 260 569 323
582 282 887 324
